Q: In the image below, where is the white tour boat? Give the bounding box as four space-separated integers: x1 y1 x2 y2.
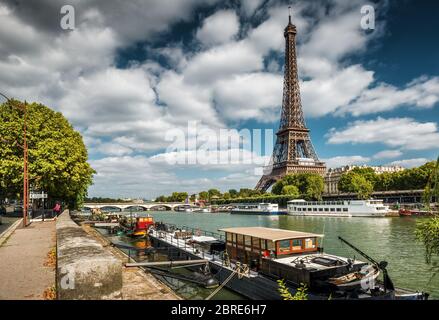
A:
287 199 389 217
231 203 286 215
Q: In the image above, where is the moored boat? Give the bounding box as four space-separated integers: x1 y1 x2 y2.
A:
147 224 428 300
121 215 154 238
231 203 287 215
287 199 389 217
399 208 432 217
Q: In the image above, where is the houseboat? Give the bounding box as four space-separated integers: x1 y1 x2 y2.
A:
148 225 427 300
231 203 287 215
120 215 154 238
287 199 389 217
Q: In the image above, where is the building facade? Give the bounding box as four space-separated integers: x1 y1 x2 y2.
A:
324 165 405 194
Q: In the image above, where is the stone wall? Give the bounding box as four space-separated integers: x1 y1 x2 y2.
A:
56 210 122 299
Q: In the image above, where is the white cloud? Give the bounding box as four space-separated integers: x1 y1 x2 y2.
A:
323 155 370 168
301 65 374 117
213 72 283 122
184 41 263 84
196 10 240 47
389 158 430 169
327 117 439 150
373 150 403 160
337 76 439 116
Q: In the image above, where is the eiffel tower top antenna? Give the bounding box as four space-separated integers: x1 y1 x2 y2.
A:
288 6 292 24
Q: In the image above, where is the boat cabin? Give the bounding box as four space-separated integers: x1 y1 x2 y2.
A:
219 227 323 267
135 216 154 231
219 227 367 288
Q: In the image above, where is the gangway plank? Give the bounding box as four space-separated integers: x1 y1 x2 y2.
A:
125 259 208 267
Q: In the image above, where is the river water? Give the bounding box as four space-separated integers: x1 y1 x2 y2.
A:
112 211 439 299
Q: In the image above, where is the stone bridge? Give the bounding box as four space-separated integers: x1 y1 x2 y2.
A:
82 202 195 211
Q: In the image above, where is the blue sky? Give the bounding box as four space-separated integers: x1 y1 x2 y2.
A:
1 0 438 198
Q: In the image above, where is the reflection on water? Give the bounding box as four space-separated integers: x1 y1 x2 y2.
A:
136 211 439 299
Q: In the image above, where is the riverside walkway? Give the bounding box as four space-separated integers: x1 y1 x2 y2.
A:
0 220 56 299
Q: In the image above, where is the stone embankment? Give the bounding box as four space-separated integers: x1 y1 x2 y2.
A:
57 210 180 300
56 210 122 299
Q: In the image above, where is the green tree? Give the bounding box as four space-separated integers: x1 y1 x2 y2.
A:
339 172 373 199
208 188 222 200
303 174 324 201
0 100 95 208
416 217 439 264
228 189 238 198
199 191 209 201
272 173 324 200
155 195 168 202
281 185 300 197
168 192 188 202
353 174 373 199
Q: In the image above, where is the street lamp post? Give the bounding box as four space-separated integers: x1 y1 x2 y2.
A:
0 92 29 227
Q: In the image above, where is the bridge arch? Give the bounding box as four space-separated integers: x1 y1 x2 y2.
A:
124 205 149 211
148 204 173 211
99 206 123 212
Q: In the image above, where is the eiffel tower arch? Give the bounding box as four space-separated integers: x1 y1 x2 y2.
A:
256 10 326 192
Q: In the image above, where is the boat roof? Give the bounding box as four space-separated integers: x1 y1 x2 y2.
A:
218 227 323 241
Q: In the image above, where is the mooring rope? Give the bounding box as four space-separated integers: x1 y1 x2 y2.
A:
205 268 238 300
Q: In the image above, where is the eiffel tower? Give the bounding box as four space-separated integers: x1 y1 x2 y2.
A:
256 9 326 191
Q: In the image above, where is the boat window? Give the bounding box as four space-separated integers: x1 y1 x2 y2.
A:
292 239 302 249
336 208 341 212
308 208 312 212
343 208 348 212
267 240 275 251
330 208 335 212
279 240 291 252
245 236 252 246
237 234 244 245
319 208 323 212
226 233 233 242
324 208 329 212
252 237 260 249
297 208 301 211
304 238 316 249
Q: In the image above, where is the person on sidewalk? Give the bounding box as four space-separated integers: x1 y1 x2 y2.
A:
53 202 61 217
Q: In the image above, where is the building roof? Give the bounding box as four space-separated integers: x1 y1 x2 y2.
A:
218 227 323 242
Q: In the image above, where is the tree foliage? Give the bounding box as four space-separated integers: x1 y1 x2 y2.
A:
416 217 439 265
0 100 95 208
338 172 373 199
277 279 308 300
272 173 324 200
155 192 188 202
338 162 435 199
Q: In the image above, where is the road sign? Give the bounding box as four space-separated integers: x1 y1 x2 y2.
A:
30 192 48 199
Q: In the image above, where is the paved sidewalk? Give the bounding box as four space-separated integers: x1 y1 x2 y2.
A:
0 221 56 300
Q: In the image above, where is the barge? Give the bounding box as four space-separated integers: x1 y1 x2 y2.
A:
147 224 427 300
